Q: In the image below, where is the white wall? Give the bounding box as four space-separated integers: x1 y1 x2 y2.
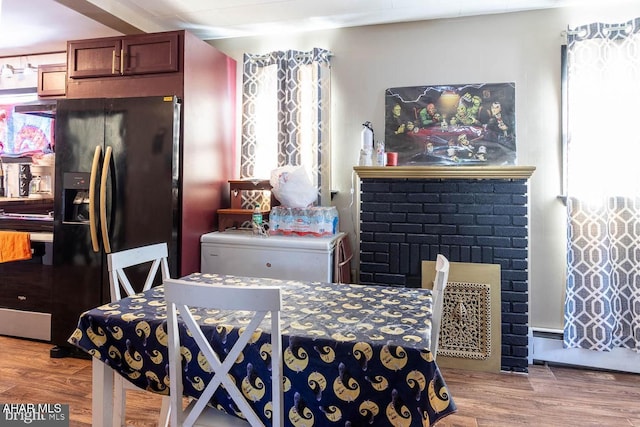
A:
0 52 66 91
209 3 640 331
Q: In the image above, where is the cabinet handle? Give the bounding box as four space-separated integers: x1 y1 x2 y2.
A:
120 49 124 74
17 295 27 301
112 50 116 74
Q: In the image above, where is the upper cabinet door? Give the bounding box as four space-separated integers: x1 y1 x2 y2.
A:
122 33 180 75
68 38 122 78
38 63 67 97
67 33 180 79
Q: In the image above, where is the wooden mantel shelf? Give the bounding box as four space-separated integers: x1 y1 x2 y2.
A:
353 165 536 179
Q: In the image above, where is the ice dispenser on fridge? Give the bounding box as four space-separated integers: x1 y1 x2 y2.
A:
62 172 91 222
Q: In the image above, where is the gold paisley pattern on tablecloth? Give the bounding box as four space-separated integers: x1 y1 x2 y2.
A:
69 273 456 426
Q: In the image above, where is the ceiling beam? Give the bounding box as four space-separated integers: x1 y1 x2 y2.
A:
54 0 145 35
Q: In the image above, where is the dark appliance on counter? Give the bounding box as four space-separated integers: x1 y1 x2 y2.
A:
18 164 32 197
51 96 194 357
0 159 4 197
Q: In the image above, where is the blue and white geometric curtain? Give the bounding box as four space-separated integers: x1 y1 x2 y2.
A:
564 19 640 352
565 198 640 351
241 48 332 207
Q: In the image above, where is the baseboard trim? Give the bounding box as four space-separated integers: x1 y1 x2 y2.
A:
529 328 640 374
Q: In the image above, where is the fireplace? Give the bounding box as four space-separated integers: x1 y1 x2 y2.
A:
355 166 535 373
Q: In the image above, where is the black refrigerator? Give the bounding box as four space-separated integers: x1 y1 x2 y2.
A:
50 96 181 357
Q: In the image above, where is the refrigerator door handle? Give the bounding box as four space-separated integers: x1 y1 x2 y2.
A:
100 146 113 254
89 145 102 253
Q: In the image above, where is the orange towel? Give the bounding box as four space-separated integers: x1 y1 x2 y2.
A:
0 231 32 263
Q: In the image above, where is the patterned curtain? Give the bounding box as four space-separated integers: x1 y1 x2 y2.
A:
565 198 640 351
241 48 332 207
564 19 640 352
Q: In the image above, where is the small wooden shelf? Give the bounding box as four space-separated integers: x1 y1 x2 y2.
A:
217 180 278 231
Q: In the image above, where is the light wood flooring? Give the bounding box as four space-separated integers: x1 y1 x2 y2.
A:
0 335 638 426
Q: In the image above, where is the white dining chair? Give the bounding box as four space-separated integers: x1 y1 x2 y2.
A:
107 243 171 427
430 254 450 359
164 278 284 427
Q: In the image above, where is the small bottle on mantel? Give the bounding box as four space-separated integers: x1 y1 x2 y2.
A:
252 204 263 235
375 140 386 166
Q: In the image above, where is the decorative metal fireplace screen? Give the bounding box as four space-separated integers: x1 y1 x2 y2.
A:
439 281 492 359
422 260 502 372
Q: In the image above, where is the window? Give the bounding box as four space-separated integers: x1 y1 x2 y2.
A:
240 48 332 206
564 18 640 353
565 21 640 199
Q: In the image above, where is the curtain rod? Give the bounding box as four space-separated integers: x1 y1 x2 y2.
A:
565 23 631 36
247 50 333 62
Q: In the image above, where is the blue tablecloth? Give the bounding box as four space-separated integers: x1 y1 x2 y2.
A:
69 273 456 426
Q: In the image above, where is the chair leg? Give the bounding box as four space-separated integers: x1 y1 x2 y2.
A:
158 396 170 427
113 376 170 427
112 375 126 427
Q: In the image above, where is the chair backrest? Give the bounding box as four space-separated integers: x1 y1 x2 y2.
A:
430 254 450 359
165 278 284 427
107 243 170 301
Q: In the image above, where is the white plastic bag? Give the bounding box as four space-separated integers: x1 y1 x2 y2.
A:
270 166 317 208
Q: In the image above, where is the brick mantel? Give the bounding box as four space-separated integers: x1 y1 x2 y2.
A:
355 165 535 372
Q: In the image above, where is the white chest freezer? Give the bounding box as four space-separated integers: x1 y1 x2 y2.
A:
200 230 344 282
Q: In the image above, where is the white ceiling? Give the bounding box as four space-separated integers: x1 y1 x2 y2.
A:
0 0 617 57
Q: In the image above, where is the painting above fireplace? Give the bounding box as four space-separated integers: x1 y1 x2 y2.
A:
385 82 516 166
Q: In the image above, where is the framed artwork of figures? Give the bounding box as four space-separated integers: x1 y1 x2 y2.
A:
385 82 516 166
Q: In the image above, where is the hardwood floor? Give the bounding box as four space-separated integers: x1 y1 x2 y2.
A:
0 335 163 427
0 334 638 426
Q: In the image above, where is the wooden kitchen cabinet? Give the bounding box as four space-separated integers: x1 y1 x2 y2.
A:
65 30 218 99
67 31 179 79
37 63 66 97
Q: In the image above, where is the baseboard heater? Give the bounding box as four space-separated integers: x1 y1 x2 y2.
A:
530 328 640 374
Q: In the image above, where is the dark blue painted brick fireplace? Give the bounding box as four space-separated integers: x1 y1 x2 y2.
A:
356 167 534 373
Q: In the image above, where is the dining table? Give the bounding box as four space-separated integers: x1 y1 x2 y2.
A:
69 273 457 426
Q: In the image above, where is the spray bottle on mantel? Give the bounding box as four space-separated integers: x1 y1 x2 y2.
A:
359 121 374 166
